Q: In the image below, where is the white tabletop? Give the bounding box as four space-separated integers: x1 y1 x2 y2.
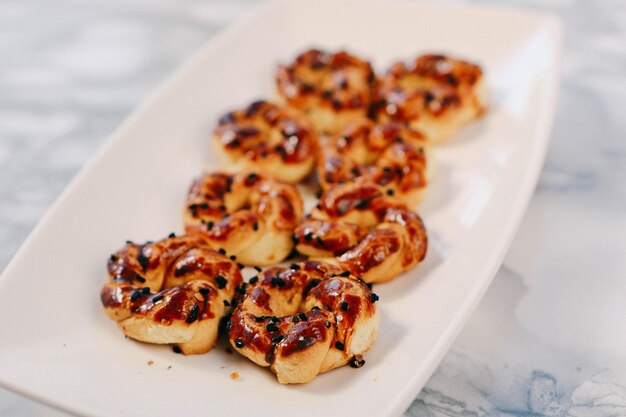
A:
1 0 625 416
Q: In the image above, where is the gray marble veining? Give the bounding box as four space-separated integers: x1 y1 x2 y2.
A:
1 0 625 416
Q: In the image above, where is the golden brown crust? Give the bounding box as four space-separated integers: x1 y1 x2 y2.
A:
318 118 429 205
276 49 375 134
213 100 319 183
183 172 304 265
228 260 379 384
295 179 428 283
101 234 243 354
372 54 487 143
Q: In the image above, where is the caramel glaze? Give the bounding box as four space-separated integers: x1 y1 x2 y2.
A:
319 119 428 198
228 260 376 366
184 172 303 246
372 54 483 122
101 234 242 325
214 100 317 164
276 49 375 112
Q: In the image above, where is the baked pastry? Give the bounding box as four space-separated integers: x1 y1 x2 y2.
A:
183 172 304 265
372 54 486 143
276 49 375 135
318 118 430 206
101 234 243 355
228 260 379 384
212 100 319 183
294 179 427 283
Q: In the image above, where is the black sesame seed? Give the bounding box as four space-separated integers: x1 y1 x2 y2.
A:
186 304 199 323
152 294 164 303
291 234 299 244
130 290 142 301
311 306 320 311
207 221 214 231
168 232 176 238
290 263 300 270
271 277 285 287
253 223 259 231
137 253 150 272
219 205 227 211
230 255 237 261
316 236 325 245
325 320 331 328
341 301 349 311
272 335 285 344
223 299 231 307
387 189 395 196
141 287 150 295
237 263 245 270
350 357 366 368
199 288 210 296
370 293 379 303
249 276 259 284
215 275 227 289
172 346 182 354
304 232 314 242
254 316 265 323
266 323 279 332
254 266 262 272
109 254 117 262
234 339 244 348
298 312 308 321
218 248 226 255
335 341 345 350
383 166 392 173
292 316 300 323
340 270 350 277
269 316 279 323
355 199 371 209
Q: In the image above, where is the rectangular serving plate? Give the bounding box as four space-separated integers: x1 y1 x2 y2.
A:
0 1 561 416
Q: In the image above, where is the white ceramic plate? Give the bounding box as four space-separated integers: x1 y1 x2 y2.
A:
0 1 562 416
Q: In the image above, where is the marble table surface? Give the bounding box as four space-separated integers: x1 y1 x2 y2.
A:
1 0 625 416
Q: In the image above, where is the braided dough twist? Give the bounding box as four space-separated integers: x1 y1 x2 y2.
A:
294 179 427 283
101 234 243 355
228 260 379 384
183 172 304 266
213 100 319 183
276 49 375 135
373 54 486 143
319 118 430 206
